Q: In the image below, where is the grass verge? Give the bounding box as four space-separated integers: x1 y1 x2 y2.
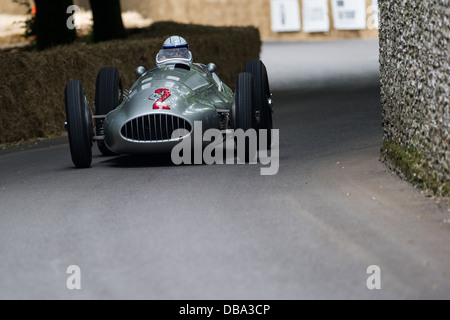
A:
380 141 450 197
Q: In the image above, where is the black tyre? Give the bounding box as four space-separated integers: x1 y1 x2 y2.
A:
65 80 93 168
244 60 273 149
232 72 257 162
95 67 123 156
233 72 256 130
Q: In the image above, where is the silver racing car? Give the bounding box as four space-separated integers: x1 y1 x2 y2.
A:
64 36 273 168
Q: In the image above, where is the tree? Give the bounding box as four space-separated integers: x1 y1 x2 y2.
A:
34 0 76 50
89 0 126 42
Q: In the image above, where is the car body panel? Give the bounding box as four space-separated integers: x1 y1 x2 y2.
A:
103 63 234 154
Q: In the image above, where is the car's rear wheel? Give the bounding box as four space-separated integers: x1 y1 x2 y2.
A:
65 80 93 168
244 60 273 149
95 67 123 156
232 72 257 162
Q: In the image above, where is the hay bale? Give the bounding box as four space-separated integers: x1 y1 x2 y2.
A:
0 22 261 144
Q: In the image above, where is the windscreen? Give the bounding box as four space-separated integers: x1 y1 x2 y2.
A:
157 48 191 63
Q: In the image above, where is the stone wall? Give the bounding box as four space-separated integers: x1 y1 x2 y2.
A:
379 0 449 195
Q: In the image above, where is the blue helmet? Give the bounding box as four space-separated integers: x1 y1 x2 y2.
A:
162 36 189 50
156 35 193 66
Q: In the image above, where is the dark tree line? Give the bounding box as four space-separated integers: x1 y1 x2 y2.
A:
34 0 76 50
90 0 126 42
33 0 126 50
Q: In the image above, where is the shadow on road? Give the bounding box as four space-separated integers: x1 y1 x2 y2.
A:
100 153 177 168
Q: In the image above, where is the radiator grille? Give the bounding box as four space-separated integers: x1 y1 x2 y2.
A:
121 114 192 142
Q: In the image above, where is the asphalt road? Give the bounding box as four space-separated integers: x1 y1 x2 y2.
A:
1 40 449 300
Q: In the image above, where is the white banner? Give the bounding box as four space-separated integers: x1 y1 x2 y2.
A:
270 0 301 32
331 0 367 30
302 0 330 33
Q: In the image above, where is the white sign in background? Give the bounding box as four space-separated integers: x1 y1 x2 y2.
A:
302 0 330 33
331 0 367 30
270 0 301 32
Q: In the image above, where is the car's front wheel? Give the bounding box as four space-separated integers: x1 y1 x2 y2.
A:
244 60 272 149
95 67 123 156
232 72 257 162
65 80 93 168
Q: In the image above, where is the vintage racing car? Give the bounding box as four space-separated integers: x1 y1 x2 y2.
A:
64 36 273 168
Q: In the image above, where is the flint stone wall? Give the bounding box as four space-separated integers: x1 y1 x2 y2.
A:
379 0 450 188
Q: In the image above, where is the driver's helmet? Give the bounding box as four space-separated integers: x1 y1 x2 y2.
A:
156 36 193 67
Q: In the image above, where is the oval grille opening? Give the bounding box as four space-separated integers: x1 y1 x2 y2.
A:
121 114 192 142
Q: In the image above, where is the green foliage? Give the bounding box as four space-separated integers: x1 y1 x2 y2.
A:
12 0 37 39
84 31 95 44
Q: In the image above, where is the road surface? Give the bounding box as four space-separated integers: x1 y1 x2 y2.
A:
1 40 449 300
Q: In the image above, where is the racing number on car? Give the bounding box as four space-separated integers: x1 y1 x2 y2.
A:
153 89 171 110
